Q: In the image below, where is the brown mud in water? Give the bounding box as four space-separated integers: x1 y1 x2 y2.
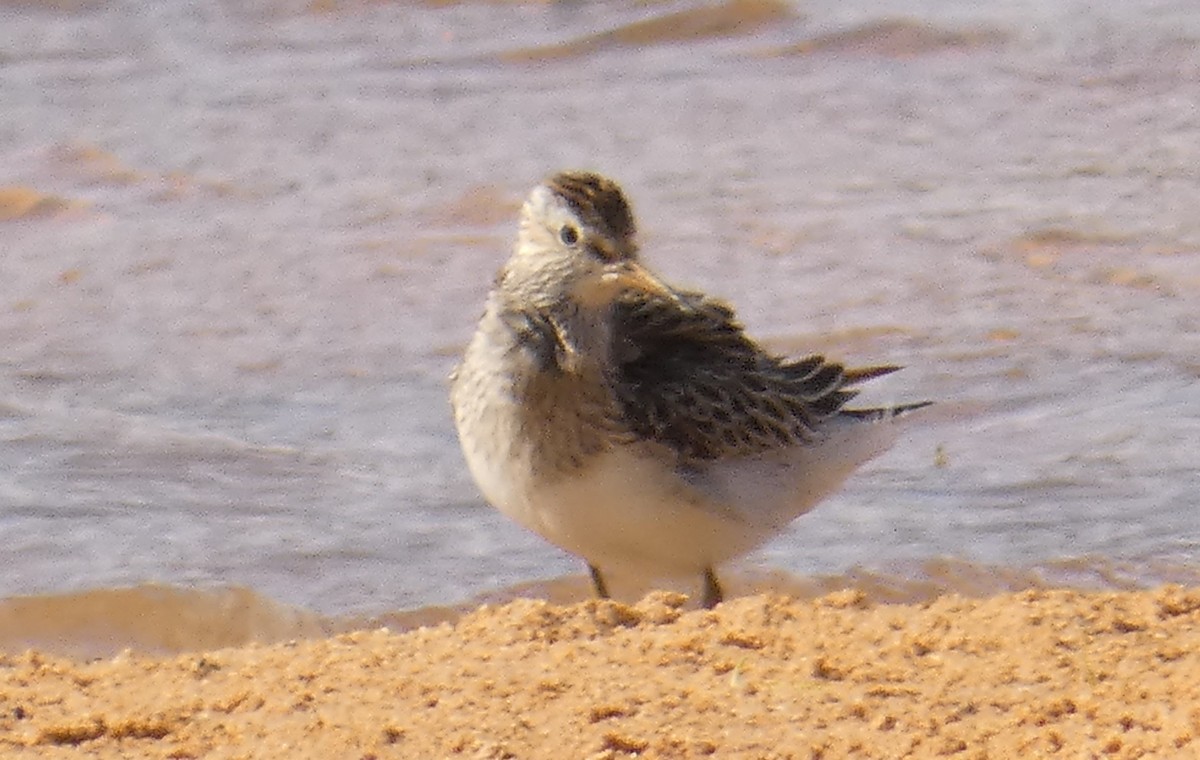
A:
993 229 1199 295
767 18 1009 58
45 144 144 187
0 587 333 661
3 587 1200 758
0 187 87 222
421 183 523 229
5 557 1199 661
502 0 794 62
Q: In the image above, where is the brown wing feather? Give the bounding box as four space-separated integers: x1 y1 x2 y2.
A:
612 288 888 463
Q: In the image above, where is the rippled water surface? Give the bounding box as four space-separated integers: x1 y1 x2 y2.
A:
2 0 1198 653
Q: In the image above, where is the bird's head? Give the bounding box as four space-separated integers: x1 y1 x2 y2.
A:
502 171 672 310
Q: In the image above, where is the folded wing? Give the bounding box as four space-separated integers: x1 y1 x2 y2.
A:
612 289 904 464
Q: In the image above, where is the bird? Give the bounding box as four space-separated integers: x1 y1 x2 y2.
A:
450 170 929 609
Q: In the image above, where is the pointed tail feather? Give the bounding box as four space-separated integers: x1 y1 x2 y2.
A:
843 364 902 385
841 400 933 421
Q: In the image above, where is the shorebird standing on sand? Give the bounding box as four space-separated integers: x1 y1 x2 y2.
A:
450 171 928 608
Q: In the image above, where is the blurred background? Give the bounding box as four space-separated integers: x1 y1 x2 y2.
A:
1 0 1198 654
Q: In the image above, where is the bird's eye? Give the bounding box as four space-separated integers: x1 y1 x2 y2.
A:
558 225 579 246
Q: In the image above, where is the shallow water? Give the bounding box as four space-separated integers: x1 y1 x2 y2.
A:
1 0 1198 654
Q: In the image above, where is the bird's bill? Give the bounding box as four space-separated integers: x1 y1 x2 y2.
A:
599 261 674 299
572 260 674 308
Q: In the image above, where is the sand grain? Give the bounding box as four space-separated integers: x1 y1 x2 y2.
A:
3 587 1199 758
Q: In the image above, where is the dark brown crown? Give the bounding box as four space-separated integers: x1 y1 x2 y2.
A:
545 171 637 244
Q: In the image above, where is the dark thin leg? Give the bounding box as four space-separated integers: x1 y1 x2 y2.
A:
701 567 723 609
588 564 611 599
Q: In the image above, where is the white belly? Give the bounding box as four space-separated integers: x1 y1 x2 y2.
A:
464 438 771 576
451 318 908 579
457 412 900 577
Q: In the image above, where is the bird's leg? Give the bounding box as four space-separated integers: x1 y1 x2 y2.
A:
701 567 723 609
588 564 611 599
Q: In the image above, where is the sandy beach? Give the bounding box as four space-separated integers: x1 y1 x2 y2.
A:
3 586 1199 758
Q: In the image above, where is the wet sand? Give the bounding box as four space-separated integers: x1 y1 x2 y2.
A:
4 586 1199 758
